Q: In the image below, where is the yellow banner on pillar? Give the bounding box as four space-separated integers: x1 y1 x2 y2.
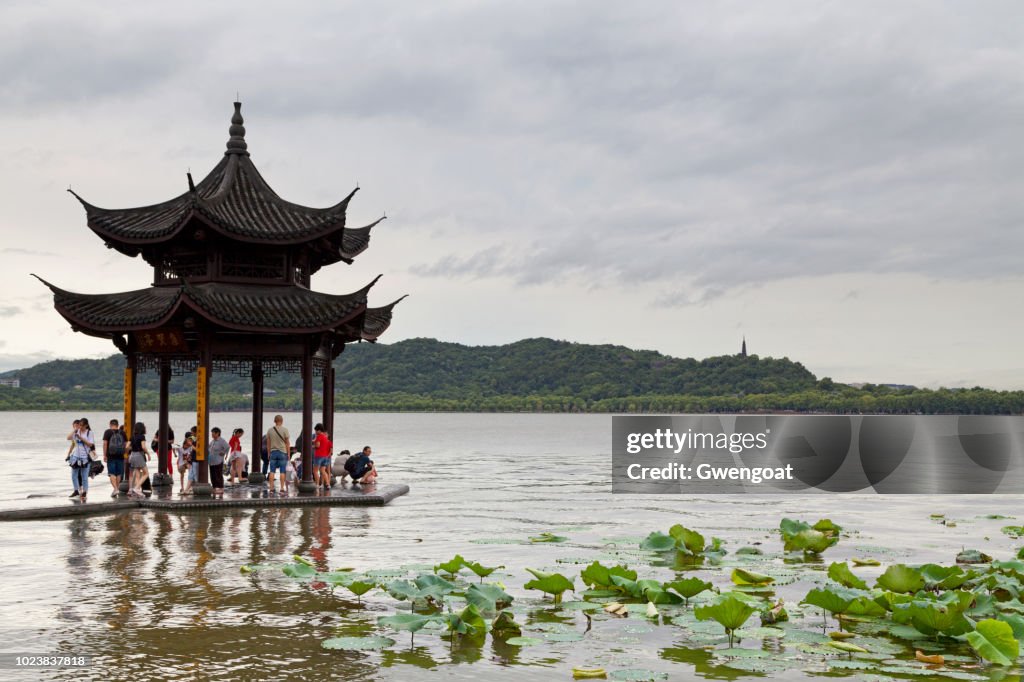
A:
123 368 133 439
196 366 207 461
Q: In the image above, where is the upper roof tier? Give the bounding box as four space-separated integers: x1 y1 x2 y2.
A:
69 102 382 264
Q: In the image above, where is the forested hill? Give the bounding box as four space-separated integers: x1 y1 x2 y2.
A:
4 337 816 399
5 338 1022 413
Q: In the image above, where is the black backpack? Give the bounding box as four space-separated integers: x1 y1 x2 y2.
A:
89 460 105 478
108 430 126 457
344 454 372 480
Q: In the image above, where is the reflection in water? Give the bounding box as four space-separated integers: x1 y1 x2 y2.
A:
2 413 1020 681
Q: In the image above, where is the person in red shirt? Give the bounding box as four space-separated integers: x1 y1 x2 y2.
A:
313 423 333 491
228 428 245 484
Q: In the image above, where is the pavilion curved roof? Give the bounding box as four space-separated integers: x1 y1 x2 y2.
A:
68 102 383 264
33 275 400 338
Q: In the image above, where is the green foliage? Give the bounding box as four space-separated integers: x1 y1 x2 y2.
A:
523 569 574 603
664 577 714 605
827 562 868 590
490 611 521 639
801 586 862 616
731 568 774 586
5 338 1024 413
434 555 466 578
465 583 513 614
694 593 757 643
669 524 706 555
580 561 637 589
780 518 840 554
377 613 439 644
875 565 926 593
639 532 676 552
966 619 1019 665
464 560 503 581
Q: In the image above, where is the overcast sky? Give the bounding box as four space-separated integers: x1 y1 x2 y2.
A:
1 1 1023 389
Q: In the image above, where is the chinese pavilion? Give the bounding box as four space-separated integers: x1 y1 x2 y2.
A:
36 102 404 494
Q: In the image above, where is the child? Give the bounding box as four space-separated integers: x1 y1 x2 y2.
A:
176 437 194 494
228 428 244 484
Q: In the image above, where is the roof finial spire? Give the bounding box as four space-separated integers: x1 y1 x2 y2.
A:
226 101 248 155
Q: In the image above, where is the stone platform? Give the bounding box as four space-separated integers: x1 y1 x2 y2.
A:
0 482 409 521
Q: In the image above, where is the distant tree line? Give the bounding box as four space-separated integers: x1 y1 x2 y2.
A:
0 338 1020 414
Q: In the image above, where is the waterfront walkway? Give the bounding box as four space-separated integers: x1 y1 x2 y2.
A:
0 482 409 521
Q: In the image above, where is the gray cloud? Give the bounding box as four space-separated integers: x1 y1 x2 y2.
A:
0 306 22 318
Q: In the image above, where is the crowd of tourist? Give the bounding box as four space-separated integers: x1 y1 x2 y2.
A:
64 414 377 502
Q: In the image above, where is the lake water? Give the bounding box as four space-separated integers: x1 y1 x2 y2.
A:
0 412 1020 681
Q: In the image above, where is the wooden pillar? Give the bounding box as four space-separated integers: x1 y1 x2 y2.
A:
157 358 170 476
124 354 137 440
298 348 315 492
195 346 212 493
250 361 265 483
322 365 335 439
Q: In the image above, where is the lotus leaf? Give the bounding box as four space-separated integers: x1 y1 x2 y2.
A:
609 574 642 598
801 586 862 616
505 636 543 646
378 613 440 645
851 557 881 566
282 562 317 579
736 546 763 555
447 603 486 639
669 524 705 555
524 568 574 603
465 583 513 614
664 577 713 605
434 555 466 577
491 610 521 638
731 568 774 586
321 571 357 587
640 531 676 552
786 529 838 554
844 596 887 618
760 600 789 624
529 532 568 543
967 592 996 618
694 593 756 644
897 593 973 637
875 564 925 593
293 555 314 566
955 549 993 564
828 562 868 590
392 579 428 601
827 641 868 654
1001 526 1024 539
642 588 683 605
919 564 970 589
813 519 843 534
581 561 638 589
966 618 1019 666
464 560 503 581
345 580 376 600
572 668 608 679
779 518 811 538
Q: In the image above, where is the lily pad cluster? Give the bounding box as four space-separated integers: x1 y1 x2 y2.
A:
241 517 1024 680
799 558 1024 666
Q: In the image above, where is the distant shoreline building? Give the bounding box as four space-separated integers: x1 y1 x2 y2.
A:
0 378 20 388
740 336 747 358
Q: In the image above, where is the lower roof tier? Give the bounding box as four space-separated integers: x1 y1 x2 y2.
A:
34 276 404 341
